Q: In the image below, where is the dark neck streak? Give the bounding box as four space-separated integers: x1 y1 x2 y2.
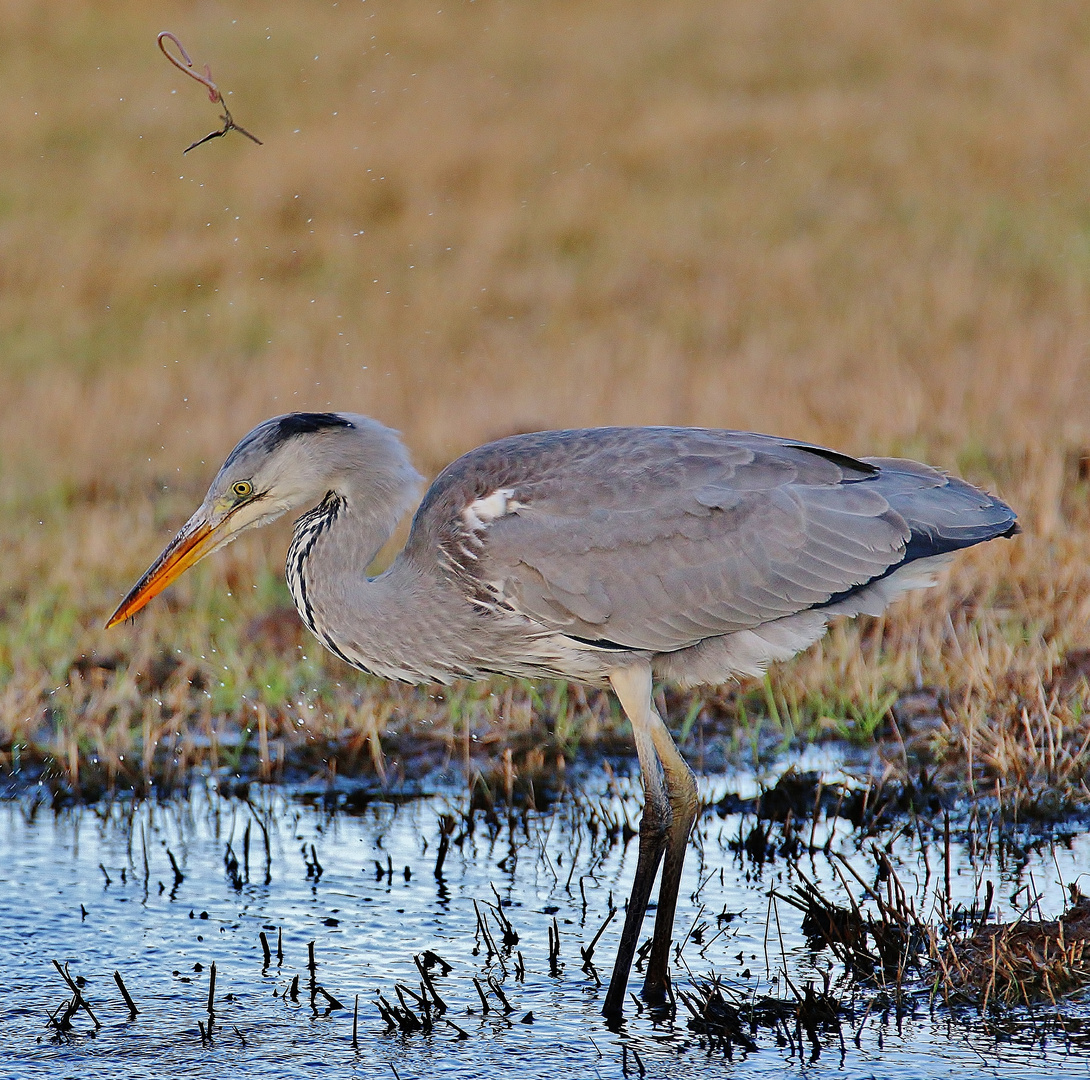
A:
282 421 436 679
286 492 352 663
285 471 422 676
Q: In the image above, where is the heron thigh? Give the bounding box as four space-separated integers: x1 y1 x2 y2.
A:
609 663 669 820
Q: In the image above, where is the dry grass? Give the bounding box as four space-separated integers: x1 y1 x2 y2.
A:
777 836 1090 1013
939 892 1090 1008
2 1 1090 801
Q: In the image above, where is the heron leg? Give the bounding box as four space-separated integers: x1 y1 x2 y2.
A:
602 663 674 1021
642 707 698 1004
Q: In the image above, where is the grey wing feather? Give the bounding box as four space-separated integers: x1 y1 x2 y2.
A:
410 429 1015 653
860 457 1017 551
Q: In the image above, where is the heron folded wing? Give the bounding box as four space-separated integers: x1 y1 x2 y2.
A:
409 428 1014 657
480 474 909 652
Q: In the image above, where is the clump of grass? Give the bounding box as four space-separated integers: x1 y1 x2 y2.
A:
938 890 1090 1009
766 812 1090 1014
923 677 1090 817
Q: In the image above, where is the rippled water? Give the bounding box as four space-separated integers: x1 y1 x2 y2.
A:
3 752 1090 1079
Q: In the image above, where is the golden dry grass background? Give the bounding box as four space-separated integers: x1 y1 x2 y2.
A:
2 0 1090 799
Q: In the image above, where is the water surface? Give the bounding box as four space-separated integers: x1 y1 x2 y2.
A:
3 754 1089 1079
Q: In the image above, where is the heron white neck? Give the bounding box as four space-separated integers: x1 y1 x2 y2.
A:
307 418 421 570
284 418 422 637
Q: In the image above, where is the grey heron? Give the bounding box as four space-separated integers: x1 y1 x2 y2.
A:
107 412 1017 1019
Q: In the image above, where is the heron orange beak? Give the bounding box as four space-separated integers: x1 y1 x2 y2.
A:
105 512 225 628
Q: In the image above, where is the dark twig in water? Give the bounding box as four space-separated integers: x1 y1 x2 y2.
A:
52 960 100 1028
307 941 318 1009
487 975 514 1013
622 1043 648 1077
376 990 417 1033
943 811 952 923
443 1017 470 1039
303 940 343 1011
374 992 395 1030
539 837 558 883
548 917 562 976
259 931 272 968
488 883 520 946
397 984 431 1031
420 949 452 976
113 970 139 1016
473 900 501 966
244 799 273 885
157 32 263 153
414 953 448 1013
140 825 150 892
351 994 359 1050
675 903 706 963
472 977 490 1014
166 848 184 888
395 981 428 1013
581 905 617 966
207 961 217 1017
434 814 455 878
46 999 74 1040
224 842 242 890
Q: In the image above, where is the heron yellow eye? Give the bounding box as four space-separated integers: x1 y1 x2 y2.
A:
232 480 253 499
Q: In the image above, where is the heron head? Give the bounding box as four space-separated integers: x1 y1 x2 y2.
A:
106 412 363 627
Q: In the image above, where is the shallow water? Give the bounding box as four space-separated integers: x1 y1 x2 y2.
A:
3 752 1090 1080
